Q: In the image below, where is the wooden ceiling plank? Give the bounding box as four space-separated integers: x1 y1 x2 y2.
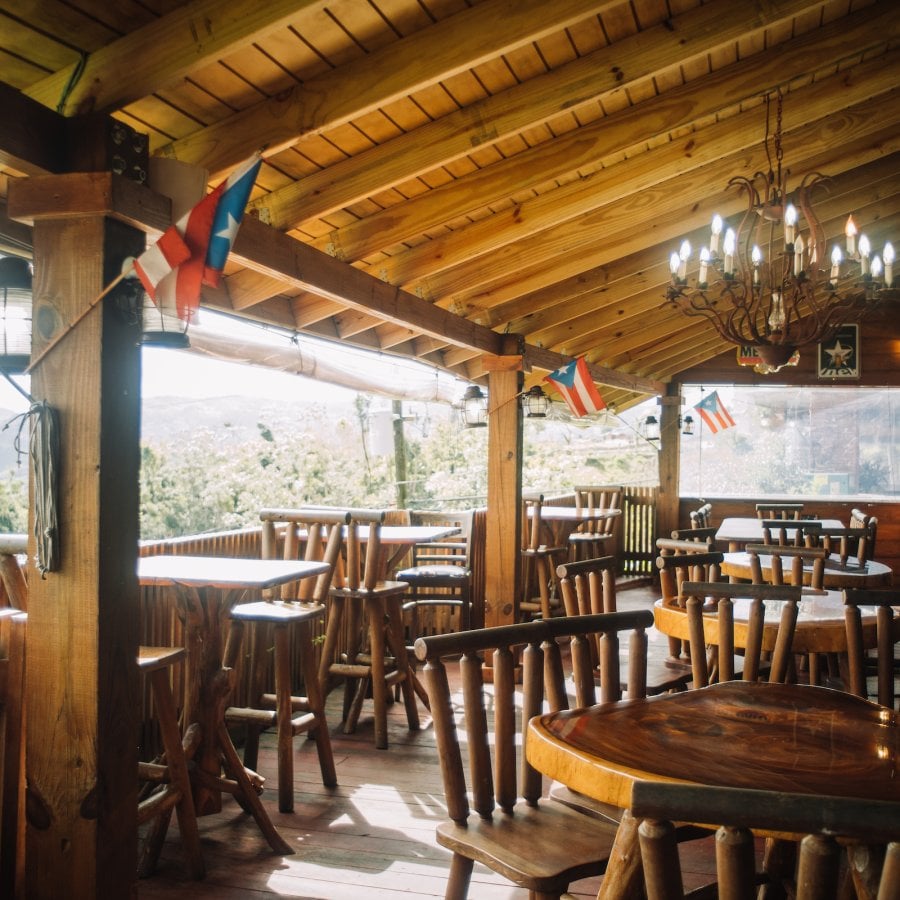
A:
161 0 625 175
423 90 900 318
375 68 899 299
253 0 829 230
25 0 331 116
311 3 893 263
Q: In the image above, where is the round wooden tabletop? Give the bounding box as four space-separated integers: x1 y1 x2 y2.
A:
653 590 893 654
721 550 892 588
526 681 900 814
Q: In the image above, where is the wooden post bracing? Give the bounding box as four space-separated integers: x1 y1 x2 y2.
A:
656 388 683 541
12 185 144 898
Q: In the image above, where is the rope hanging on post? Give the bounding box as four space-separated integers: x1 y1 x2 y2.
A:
8 401 60 576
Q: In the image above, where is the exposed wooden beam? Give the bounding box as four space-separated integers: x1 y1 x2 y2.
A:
251 0 826 230
23 0 330 116
160 0 624 175
0 81 66 176
311 5 896 264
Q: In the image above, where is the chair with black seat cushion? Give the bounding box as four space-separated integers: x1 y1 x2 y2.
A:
223 508 345 812
680 581 802 687
396 508 473 634
632 781 900 900
415 610 653 900
318 508 419 749
843 587 899 710
567 484 622 561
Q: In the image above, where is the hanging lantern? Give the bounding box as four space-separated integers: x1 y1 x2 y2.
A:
0 256 33 374
522 385 550 418
681 414 695 435
460 384 488 428
643 415 660 441
141 295 190 349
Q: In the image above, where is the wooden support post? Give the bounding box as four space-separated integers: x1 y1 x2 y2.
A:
10 178 144 899
657 387 683 540
483 338 524 628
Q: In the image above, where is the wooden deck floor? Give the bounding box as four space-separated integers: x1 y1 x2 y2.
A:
136 586 718 899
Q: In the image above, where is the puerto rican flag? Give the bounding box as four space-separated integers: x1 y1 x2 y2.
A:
544 357 606 418
132 226 191 302
694 391 736 434
152 153 261 322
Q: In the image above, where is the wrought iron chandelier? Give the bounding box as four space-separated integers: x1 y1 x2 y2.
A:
666 90 894 373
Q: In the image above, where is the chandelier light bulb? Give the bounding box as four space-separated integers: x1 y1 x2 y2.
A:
858 234 871 276
784 203 797 245
883 242 894 286
710 214 723 254
669 251 681 277
699 247 710 285
830 245 842 281
768 291 786 330
678 240 691 278
751 245 762 284
723 228 736 275
871 255 883 281
793 233 805 276
845 215 857 256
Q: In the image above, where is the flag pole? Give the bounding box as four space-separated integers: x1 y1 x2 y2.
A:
24 265 134 375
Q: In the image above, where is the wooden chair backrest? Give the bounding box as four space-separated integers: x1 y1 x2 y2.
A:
408 508 474 568
556 556 617 617
760 517 820 547
415 610 653 825
573 484 622 536
755 502 805 520
689 503 713 529
657 536 715 555
803 525 871 568
656 551 724 606
632 781 900 900
259 507 349 601
667 526 717 545
850 509 878 557
746 544 828 590
338 508 388 592
680 581 801 686
0 608 26 898
843 588 899 710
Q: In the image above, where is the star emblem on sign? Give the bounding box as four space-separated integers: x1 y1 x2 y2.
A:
825 339 854 368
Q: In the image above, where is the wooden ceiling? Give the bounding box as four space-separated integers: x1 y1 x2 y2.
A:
1 0 898 411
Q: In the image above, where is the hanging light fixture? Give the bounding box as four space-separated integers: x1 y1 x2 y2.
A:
141 296 191 349
666 89 895 373
680 414 694 436
460 384 488 428
0 256 33 374
643 415 660 442
522 385 550 418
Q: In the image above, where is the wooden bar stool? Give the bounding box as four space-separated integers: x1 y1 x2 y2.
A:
224 509 345 813
567 484 622 561
137 646 205 880
520 494 566 620
318 509 419 749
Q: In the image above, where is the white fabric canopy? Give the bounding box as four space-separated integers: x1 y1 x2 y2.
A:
187 312 465 404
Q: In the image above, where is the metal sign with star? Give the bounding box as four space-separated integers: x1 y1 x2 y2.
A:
817 324 860 379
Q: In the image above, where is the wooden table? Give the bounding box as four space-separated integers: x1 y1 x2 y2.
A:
138 554 331 854
653 588 895 655
721 550 893 588
527 681 900 898
715 517 843 552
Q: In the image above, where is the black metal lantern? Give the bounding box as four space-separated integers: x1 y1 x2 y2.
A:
643 414 660 442
522 385 550 418
141 295 191 349
461 384 488 428
0 256 33 374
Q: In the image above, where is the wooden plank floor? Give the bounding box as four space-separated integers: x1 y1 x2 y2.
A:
136 586 719 899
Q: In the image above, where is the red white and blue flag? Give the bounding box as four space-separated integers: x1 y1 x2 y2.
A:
203 153 262 288
694 391 735 434
148 153 261 322
544 357 606 417
132 226 191 302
